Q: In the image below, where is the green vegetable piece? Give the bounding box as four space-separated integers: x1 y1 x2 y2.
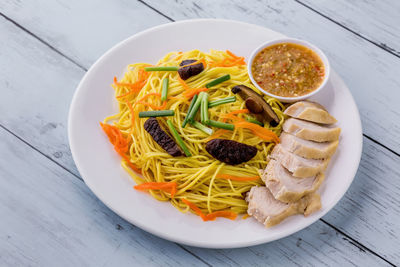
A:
201 93 210 124
186 92 204 124
191 121 213 135
208 96 236 108
205 74 231 88
208 120 235 130
144 66 179 71
246 116 264 126
138 110 175 118
182 94 198 128
161 78 169 101
167 119 191 157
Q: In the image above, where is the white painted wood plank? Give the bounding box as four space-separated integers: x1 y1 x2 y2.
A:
0 14 82 176
0 0 399 264
0 0 170 69
0 127 390 267
300 0 400 56
141 0 400 155
323 137 400 261
0 127 208 267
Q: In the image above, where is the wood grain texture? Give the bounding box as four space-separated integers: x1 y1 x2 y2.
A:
0 127 210 267
142 0 400 155
0 0 399 265
0 127 391 267
299 0 400 56
0 14 83 177
0 0 170 69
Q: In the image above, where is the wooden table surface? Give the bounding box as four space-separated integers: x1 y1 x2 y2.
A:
1 1 399 266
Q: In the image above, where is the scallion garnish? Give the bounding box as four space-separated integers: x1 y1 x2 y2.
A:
201 93 210 124
182 94 198 128
205 74 231 88
246 116 264 126
208 96 236 108
138 110 175 118
161 78 169 101
186 92 205 124
144 66 179 72
166 119 191 157
191 121 213 135
208 120 234 130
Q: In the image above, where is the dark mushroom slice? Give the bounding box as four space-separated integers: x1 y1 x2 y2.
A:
178 59 204 80
205 139 257 165
232 85 280 126
144 118 183 157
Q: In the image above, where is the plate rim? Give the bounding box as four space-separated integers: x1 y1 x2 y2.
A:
68 18 363 248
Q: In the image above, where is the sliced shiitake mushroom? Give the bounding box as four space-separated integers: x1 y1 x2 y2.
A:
232 85 280 126
178 59 204 80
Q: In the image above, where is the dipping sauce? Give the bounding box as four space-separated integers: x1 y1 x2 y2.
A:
251 43 325 97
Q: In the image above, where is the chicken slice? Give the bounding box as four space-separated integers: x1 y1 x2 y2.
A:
280 132 338 159
270 144 329 177
283 118 341 142
261 159 324 202
246 186 321 227
284 101 337 124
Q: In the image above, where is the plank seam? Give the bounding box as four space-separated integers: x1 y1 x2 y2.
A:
0 124 216 266
294 0 400 58
177 245 213 267
363 134 400 158
0 12 88 71
137 0 175 22
0 123 395 263
320 219 395 266
0 124 83 182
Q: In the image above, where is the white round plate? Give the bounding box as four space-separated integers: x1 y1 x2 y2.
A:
68 19 362 248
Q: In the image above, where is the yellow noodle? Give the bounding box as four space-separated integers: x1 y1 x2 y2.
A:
104 50 285 216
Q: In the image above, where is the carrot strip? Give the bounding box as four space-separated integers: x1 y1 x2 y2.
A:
204 129 229 142
233 121 280 143
226 50 242 59
209 52 246 68
204 129 228 142
199 58 207 68
216 174 260 181
100 122 142 174
180 60 200 68
135 93 167 110
183 87 208 99
182 199 205 218
203 211 237 221
136 100 167 110
221 109 249 122
178 76 208 99
121 154 142 174
134 182 177 198
100 122 129 153
114 68 149 98
137 92 161 102
182 198 237 221
178 77 191 91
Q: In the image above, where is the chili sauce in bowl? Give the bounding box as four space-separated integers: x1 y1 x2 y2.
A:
248 38 330 102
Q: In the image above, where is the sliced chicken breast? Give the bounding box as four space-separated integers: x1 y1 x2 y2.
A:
246 186 321 227
284 101 337 124
270 144 329 177
280 132 338 159
283 118 341 142
261 159 324 202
